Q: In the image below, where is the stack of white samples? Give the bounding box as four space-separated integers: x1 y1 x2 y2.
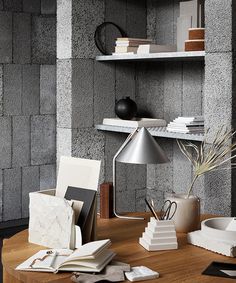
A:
113 38 152 55
139 217 178 251
167 116 204 134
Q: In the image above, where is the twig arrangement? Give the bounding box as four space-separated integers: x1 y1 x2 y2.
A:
177 127 236 198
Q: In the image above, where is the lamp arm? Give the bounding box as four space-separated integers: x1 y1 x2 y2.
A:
112 128 144 220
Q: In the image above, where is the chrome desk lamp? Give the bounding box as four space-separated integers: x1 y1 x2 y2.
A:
113 127 169 220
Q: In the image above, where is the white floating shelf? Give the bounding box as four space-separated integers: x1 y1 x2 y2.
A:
96 51 205 62
95 124 204 142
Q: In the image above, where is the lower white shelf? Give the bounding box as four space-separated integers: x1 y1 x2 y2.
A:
95 124 204 142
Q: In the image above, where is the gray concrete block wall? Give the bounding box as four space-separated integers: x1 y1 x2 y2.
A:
12 116 30 167
40 65 56 114
3 64 22 115
205 0 232 52
22 166 39 218
32 16 56 64
13 13 31 64
3 168 21 221
0 11 12 63
72 0 104 59
22 65 40 115
0 1 57 222
0 65 3 116
40 164 56 190
31 115 56 165
0 117 11 169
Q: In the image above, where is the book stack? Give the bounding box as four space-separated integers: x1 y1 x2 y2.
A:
167 116 204 134
137 44 176 54
114 38 152 55
139 217 178 251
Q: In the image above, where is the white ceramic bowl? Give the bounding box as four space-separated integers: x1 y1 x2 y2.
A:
201 217 236 242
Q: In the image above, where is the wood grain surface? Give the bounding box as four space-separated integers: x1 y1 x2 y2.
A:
2 213 236 282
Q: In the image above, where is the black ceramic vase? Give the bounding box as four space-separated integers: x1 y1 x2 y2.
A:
115 97 137 120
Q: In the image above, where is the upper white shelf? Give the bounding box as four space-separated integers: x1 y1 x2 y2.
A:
95 124 204 142
96 51 205 62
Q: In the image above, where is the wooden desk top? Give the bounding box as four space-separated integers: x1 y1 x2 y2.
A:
2 213 236 283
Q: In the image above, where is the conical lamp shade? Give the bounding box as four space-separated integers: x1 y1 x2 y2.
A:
116 127 169 164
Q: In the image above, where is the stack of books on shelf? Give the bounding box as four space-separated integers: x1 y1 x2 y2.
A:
113 38 152 55
167 116 204 134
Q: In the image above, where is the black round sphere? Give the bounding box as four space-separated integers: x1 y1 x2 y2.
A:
115 97 137 120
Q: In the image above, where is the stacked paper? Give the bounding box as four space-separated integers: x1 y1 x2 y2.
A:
167 116 204 134
139 217 178 251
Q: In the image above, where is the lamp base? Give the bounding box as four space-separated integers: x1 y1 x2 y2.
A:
114 210 145 220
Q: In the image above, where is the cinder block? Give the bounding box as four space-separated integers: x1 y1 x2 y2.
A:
0 117 11 168
3 168 21 221
115 63 135 101
135 188 147 212
147 0 157 41
182 61 203 116
155 0 175 45
127 163 146 192
41 0 56 14
31 115 56 165
104 132 127 191
0 65 3 116
0 170 2 221
164 62 183 122
56 127 72 164
72 59 93 128
173 142 193 195
22 65 40 115
23 0 40 13
72 127 105 160
0 12 12 63
204 53 232 142
136 62 164 118
57 0 72 59
40 164 56 190
22 166 40 218
147 139 173 193
4 0 22 11
105 0 126 54
12 116 30 167
94 60 115 124
40 65 56 114
32 16 56 64
3 64 22 115
126 0 146 38
72 0 104 58
116 190 136 212
205 0 232 52
13 13 31 64
72 127 105 186
57 59 72 128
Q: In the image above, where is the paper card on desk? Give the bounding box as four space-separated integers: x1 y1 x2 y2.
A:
56 156 101 198
202 261 236 279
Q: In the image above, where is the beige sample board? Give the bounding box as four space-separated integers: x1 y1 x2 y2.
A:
56 156 101 198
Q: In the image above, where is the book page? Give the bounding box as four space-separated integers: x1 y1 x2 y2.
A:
15 249 73 272
64 239 111 262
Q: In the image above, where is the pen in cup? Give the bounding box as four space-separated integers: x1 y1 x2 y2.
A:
145 198 159 220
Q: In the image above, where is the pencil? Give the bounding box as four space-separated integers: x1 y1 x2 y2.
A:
145 198 159 220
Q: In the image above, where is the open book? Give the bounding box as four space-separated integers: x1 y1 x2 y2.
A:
16 239 115 273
